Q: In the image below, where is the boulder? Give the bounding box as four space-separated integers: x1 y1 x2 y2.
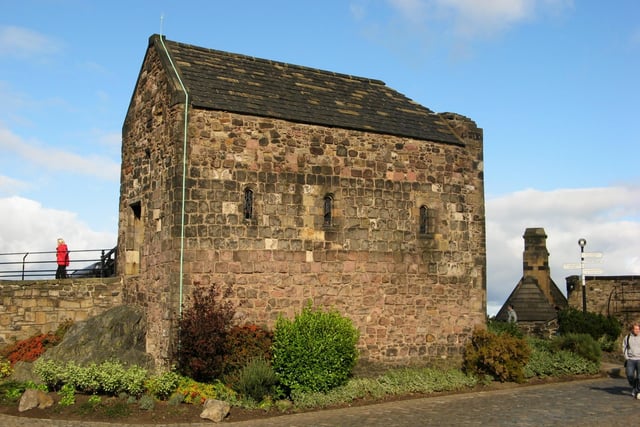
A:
41 305 154 369
18 389 53 412
200 399 231 422
10 361 41 384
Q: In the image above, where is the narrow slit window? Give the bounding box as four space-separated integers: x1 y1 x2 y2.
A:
323 195 333 226
419 205 435 235
244 188 253 220
419 206 428 234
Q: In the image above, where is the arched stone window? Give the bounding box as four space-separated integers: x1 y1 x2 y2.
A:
243 188 253 220
323 194 333 226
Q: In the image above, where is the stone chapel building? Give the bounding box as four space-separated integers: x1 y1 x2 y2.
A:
118 34 486 368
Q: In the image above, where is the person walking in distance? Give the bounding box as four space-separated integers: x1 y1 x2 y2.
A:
623 322 640 398
507 305 518 323
55 238 70 279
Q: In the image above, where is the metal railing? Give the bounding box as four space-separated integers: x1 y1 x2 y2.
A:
0 247 117 280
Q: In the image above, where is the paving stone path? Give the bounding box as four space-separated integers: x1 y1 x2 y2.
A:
1 374 636 427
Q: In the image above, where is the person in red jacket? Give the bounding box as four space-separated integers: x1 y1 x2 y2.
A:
55 238 70 279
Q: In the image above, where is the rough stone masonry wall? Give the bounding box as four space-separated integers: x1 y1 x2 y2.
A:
567 275 640 326
175 109 485 366
119 46 486 367
119 45 186 363
0 278 123 344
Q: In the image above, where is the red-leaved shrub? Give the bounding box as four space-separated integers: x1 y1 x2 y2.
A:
1 333 60 365
177 283 235 382
223 324 273 378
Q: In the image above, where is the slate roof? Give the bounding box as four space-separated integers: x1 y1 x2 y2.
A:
496 277 567 322
150 34 464 146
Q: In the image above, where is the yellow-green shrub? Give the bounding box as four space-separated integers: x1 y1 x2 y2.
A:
463 327 530 383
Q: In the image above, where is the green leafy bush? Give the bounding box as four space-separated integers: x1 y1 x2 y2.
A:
145 370 182 400
291 367 478 409
177 283 235 382
58 383 75 406
234 357 280 403
34 359 148 396
524 337 600 378
557 307 621 344
272 304 359 394
32 359 64 390
486 318 523 338
463 327 530 383
549 333 601 364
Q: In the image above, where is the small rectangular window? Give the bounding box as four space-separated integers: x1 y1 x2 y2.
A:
244 188 253 220
323 195 332 226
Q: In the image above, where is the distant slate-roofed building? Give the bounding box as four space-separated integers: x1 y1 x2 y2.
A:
496 228 567 336
118 34 487 368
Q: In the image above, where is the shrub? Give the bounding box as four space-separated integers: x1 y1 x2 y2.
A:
463 327 530 383
549 333 601 364
138 394 155 410
234 357 280 402
173 377 237 405
58 383 76 406
524 337 600 378
145 370 182 400
223 324 274 379
177 283 235 382
557 307 621 344
1 333 61 364
53 318 74 340
34 359 148 396
0 359 13 379
272 304 359 394
33 358 65 390
486 318 523 339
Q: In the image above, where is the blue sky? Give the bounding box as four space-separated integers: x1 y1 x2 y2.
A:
1 0 639 314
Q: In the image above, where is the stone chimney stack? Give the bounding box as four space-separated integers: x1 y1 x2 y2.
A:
523 228 552 303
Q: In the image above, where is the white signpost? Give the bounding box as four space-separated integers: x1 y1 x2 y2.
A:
563 239 603 313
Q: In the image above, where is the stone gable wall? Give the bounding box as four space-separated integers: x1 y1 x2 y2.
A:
119 47 486 368
0 278 123 344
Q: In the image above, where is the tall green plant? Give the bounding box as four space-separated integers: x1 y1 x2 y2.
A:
557 307 621 343
176 283 235 382
550 333 601 363
272 304 359 394
234 357 280 402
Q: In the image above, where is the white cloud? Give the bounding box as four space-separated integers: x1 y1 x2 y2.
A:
0 126 120 181
0 26 61 59
0 196 116 279
385 0 573 38
486 184 640 315
0 175 30 195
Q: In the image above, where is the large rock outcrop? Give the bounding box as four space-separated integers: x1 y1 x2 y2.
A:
41 305 154 369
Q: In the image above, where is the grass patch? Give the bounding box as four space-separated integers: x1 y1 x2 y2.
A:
291 367 478 409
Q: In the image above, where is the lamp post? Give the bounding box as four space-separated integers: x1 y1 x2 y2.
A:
578 238 587 313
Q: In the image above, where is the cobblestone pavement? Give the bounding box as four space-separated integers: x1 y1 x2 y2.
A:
1 374 636 427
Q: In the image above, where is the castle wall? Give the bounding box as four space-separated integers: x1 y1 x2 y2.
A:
0 278 123 344
567 275 640 326
119 48 486 368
